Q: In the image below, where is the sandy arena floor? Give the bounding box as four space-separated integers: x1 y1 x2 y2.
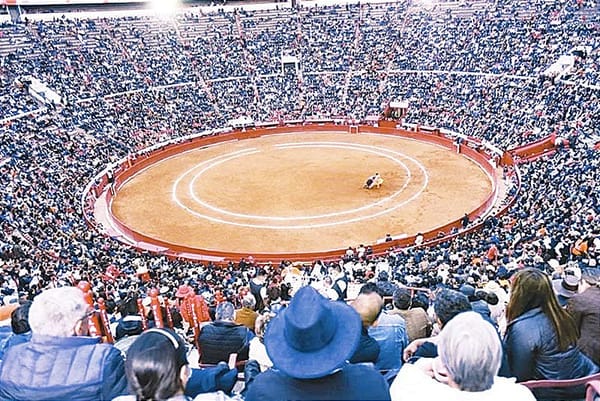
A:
111 131 493 254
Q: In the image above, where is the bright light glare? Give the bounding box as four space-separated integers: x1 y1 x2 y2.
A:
150 0 181 16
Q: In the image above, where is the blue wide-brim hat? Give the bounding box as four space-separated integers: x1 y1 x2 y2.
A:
264 286 362 379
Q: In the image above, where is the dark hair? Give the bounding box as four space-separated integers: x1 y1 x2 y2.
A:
266 285 281 302
480 290 499 306
11 301 32 334
506 268 578 351
412 292 430 310
119 296 139 317
359 282 384 297
434 289 472 327
125 329 188 401
392 288 412 309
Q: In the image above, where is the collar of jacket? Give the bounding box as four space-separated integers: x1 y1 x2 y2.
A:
507 306 543 327
31 333 102 345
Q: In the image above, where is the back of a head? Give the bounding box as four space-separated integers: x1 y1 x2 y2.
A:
359 282 384 298
11 301 32 334
438 311 501 392
256 268 267 278
28 287 88 337
351 292 383 327
458 284 476 301
266 285 281 301
392 288 412 310
507 268 577 350
119 296 140 317
215 302 235 321
241 293 256 309
434 289 472 327
125 328 188 401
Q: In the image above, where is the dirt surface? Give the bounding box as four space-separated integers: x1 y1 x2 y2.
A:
111 132 493 254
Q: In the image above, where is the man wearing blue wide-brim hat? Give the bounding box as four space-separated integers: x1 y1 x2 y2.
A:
245 285 391 401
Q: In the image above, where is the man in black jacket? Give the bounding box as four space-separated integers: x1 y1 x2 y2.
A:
198 301 254 364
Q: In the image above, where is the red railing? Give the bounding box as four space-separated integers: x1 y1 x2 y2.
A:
83 122 517 264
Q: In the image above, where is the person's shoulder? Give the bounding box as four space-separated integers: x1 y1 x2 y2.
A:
342 363 386 380
391 364 453 400
573 286 600 303
112 395 136 401
378 311 404 323
491 377 536 400
245 369 288 401
508 308 546 328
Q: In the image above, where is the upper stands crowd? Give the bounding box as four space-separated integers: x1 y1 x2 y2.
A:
1 0 600 399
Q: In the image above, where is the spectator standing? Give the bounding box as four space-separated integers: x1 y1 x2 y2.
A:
245 286 390 401
0 287 128 401
329 263 348 301
114 296 144 341
249 269 267 312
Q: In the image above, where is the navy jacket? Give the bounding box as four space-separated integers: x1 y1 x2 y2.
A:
245 363 391 401
198 321 254 364
350 327 380 364
504 307 599 399
0 334 127 401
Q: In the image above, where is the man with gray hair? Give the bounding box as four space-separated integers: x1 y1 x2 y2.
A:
390 311 535 400
235 293 258 331
198 301 254 364
0 287 127 401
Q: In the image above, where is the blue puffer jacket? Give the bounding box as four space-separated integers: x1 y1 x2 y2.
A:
504 307 599 399
0 334 128 401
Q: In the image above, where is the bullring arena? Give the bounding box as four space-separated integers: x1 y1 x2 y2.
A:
3 0 600 398
93 124 499 261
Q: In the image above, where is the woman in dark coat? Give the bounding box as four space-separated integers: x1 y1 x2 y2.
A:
504 268 599 399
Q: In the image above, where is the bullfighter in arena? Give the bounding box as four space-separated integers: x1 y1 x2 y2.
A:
363 173 383 189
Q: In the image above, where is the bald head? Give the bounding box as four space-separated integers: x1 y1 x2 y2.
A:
351 292 384 328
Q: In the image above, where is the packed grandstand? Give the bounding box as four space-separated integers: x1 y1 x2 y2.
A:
0 0 600 399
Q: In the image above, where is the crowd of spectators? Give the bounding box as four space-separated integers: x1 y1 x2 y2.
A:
0 0 600 398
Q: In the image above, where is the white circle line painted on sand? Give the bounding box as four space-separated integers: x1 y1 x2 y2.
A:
171 142 430 229
185 143 412 221
171 148 260 205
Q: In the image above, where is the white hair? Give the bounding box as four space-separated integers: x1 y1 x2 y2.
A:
438 311 502 392
29 287 89 337
241 293 256 309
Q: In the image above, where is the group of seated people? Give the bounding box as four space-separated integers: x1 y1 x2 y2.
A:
0 261 598 400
